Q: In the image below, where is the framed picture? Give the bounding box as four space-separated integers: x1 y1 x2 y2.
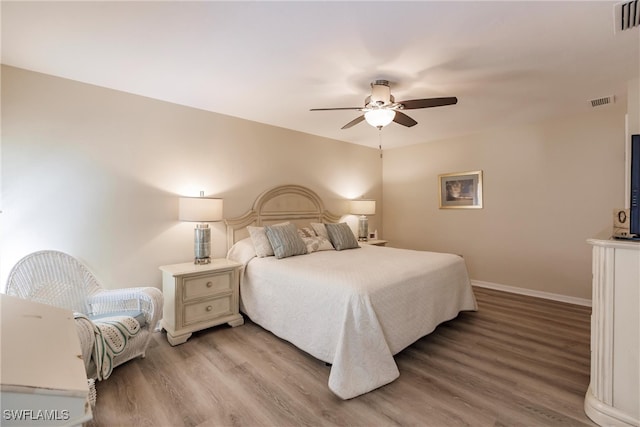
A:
438 170 483 209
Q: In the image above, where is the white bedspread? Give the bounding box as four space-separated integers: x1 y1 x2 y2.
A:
235 244 477 399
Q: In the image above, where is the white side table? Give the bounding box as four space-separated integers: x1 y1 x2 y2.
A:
360 239 388 247
160 259 244 346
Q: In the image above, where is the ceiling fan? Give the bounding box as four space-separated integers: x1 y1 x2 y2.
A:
310 79 457 130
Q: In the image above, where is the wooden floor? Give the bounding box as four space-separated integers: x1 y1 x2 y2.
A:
86 287 595 427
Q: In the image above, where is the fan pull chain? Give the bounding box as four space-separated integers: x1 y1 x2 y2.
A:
378 129 383 159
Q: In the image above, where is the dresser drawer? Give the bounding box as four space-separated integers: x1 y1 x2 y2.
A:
182 271 233 302
183 295 233 326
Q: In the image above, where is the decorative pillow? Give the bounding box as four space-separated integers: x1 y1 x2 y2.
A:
226 237 257 265
325 222 360 251
247 226 274 257
311 222 329 239
302 235 334 253
89 311 147 328
299 226 317 238
265 223 308 259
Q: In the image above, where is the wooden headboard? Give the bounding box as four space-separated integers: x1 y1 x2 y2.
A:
225 184 342 250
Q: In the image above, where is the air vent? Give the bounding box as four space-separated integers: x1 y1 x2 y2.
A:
614 1 640 33
590 96 615 108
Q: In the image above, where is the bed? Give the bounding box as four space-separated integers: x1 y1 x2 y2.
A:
225 185 477 399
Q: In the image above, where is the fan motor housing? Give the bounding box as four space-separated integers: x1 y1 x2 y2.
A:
368 80 393 107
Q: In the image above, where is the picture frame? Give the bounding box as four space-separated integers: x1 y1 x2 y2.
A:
438 170 483 209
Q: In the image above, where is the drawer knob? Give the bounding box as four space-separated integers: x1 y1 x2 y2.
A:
206 281 213 288
206 305 213 311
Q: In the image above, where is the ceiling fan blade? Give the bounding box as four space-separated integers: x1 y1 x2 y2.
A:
399 97 458 110
310 107 362 111
393 111 418 127
341 115 365 129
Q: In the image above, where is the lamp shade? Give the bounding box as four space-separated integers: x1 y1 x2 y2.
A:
350 199 376 215
179 197 223 222
364 109 395 128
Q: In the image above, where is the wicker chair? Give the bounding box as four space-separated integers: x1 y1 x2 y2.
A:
5 250 163 379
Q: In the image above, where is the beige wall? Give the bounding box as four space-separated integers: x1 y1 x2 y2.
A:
1 65 633 301
629 77 639 135
382 106 626 300
0 66 382 289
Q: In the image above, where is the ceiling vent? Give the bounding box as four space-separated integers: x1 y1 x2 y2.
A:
590 96 615 108
614 1 640 33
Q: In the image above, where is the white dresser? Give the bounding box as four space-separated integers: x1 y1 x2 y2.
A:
585 238 640 427
0 294 92 426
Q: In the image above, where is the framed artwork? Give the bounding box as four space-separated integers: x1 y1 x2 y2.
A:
438 170 483 209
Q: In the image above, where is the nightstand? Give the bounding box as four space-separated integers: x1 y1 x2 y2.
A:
160 259 243 346
360 239 388 247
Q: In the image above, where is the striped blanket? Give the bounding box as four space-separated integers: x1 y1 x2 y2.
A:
74 313 141 380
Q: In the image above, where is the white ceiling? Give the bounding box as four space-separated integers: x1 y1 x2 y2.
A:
2 1 639 149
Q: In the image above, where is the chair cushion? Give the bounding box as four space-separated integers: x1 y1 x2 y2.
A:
89 310 147 328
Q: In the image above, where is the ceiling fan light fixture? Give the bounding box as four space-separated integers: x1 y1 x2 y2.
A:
310 80 457 130
364 109 395 129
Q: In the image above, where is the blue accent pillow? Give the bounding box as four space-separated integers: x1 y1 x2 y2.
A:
89 310 147 328
325 222 360 251
265 223 308 259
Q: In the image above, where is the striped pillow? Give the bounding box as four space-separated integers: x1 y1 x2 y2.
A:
325 222 360 251
265 223 308 259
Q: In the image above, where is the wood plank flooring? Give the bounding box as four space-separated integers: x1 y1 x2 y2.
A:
85 287 594 427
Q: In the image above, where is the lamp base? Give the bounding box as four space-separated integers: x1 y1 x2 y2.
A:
358 215 369 241
194 224 212 265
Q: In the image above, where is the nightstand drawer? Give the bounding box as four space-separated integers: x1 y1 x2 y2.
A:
182 271 232 301
183 295 232 326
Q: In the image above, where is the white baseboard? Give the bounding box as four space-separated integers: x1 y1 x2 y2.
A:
471 280 592 307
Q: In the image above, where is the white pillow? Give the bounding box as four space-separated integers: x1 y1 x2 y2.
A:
302 235 334 253
247 226 274 257
311 222 329 239
226 237 257 265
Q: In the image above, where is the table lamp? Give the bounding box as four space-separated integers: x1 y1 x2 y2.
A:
179 192 223 264
350 199 376 241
